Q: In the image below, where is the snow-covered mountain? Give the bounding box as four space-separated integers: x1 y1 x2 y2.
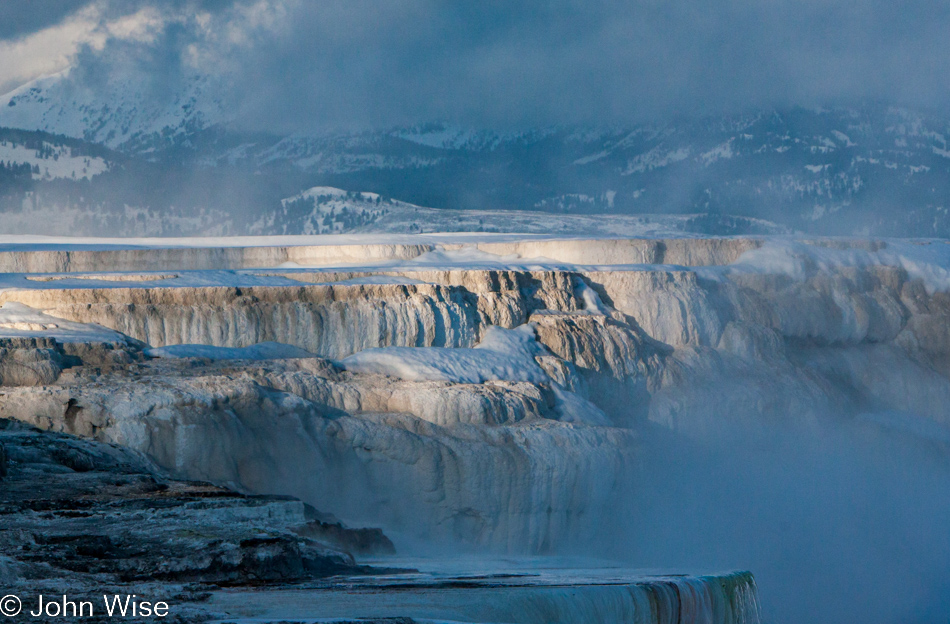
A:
259 185 786 237
235 109 950 237
1 69 949 237
0 70 226 153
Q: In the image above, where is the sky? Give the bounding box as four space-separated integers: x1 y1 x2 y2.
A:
1 0 949 131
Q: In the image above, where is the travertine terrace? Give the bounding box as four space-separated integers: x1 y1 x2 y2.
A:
2 234 949 557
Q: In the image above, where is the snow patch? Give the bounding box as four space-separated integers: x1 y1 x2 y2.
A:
0 302 127 343
341 324 610 425
622 146 690 175
341 325 548 384
285 186 380 203
573 150 610 165
699 139 735 166
0 142 109 180
711 239 950 295
578 282 610 315
0 70 225 151
832 130 856 147
331 275 427 285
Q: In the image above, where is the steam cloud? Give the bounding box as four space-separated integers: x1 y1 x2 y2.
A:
613 414 950 624
4 0 950 130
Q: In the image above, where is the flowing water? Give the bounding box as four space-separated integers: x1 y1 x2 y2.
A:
208 557 761 624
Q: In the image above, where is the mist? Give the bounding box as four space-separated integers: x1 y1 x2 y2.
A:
610 410 950 624
4 2 950 622
5 0 950 131
4 1 950 239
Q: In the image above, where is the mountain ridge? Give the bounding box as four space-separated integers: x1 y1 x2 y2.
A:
1 71 948 238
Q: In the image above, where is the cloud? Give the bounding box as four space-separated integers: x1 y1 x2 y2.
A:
0 1 89 40
4 0 950 130
0 4 100 94
229 0 950 130
0 1 192 95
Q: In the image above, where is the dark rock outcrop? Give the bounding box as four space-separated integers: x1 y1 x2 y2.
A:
0 419 393 590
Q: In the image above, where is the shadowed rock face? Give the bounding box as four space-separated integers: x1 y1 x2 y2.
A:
0 419 393 588
0 337 142 387
0 354 637 553
1 236 949 556
0 338 66 386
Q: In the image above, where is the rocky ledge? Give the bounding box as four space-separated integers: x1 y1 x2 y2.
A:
0 418 395 622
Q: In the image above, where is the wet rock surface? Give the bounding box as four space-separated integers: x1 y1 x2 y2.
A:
0 418 396 622
1 236 950 555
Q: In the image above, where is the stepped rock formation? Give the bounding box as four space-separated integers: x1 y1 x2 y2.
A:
1 235 949 558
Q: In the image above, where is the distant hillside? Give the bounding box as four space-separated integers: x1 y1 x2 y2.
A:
1 71 949 237
259 186 788 237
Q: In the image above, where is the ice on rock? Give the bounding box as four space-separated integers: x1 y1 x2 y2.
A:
341 325 610 425
576 280 611 315
2 235 950 556
0 301 128 343
341 325 549 384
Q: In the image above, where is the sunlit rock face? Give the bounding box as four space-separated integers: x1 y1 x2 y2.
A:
0 355 636 552
1 235 950 553
1 271 586 358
